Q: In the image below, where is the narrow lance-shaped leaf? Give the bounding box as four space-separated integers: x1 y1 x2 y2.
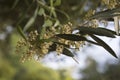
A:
107 7 120 13
55 8 70 20
54 20 60 27
79 27 115 38
91 12 120 19
90 34 118 58
23 6 39 32
63 48 79 63
56 34 101 46
90 7 120 19
97 27 120 35
63 48 74 57
56 34 87 41
17 26 27 41
85 40 100 46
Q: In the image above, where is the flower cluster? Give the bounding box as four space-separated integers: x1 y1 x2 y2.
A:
16 22 85 62
16 30 39 62
84 10 99 28
85 10 95 20
102 0 118 9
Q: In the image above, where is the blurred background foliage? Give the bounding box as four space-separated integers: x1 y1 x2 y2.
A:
0 0 120 80
80 58 120 80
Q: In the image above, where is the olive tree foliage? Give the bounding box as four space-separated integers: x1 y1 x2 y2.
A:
0 0 120 62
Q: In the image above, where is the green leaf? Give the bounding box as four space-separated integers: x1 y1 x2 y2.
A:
17 26 27 41
97 27 120 35
43 19 53 27
92 14 120 19
54 20 60 27
56 34 87 41
63 48 79 63
79 27 115 38
90 34 117 58
23 7 39 32
52 10 57 18
53 0 61 6
86 40 100 46
90 7 120 19
55 9 70 20
108 7 120 13
38 8 45 16
63 48 74 57
55 34 101 46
